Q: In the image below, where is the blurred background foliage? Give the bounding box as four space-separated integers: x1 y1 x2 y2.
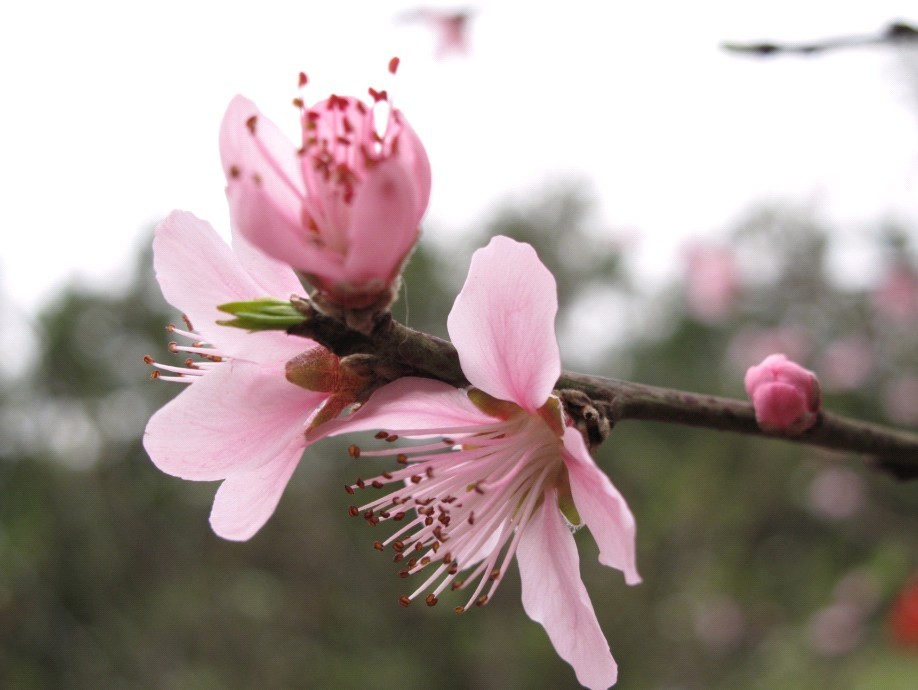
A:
1 184 917 689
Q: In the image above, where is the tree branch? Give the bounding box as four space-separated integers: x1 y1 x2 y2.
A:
285 302 918 477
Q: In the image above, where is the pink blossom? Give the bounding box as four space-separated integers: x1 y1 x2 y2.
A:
683 242 739 323
219 77 431 308
143 210 332 541
320 236 640 689
872 263 918 324
744 353 821 434
400 7 473 59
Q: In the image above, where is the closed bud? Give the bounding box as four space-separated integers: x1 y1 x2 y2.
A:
744 353 821 434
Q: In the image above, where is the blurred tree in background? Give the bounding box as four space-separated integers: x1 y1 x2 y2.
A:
1 187 916 689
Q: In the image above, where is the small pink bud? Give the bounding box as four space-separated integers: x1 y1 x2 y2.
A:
744 353 821 434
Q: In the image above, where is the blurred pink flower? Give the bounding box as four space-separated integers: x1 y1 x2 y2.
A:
683 243 739 323
401 7 473 58
872 263 918 324
321 236 639 690
818 336 874 392
882 376 918 426
745 353 821 434
143 211 331 541
727 326 811 374
220 77 431 309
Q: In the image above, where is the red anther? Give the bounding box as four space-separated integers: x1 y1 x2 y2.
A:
443 552 452 564
410 475 423 484
397 454 409 464
431 542 440 553
371 480 384 489
386 435 399 443
442 438 455 445
347 505 360 517
356 101 367 114
407 558 418 569
363 509 375 520
388 56 400 74
476 595 489 607
414 543 424 552
356 478 365 488
468 512 475 525
398 595 411 608
245 115 258 134
454 606 465 614
366 516 379 526
181 314 194 330
143 355 154 364
292 97 304 109
424 517 433 526
379 511 390 519
381 472 393 480
342 117 354 134
425 467 434 478
393 540 405 553
298 71 308 88
252 173 263 186
373 541 384 551
393 553 404 563
150 371 161 380
348 444 361 458
228 165 240 178
168 341 179 353
425 594 438 607
448 563 458 575
489 569 501 581
398 569 411 579
344 484 355 495
451 580 465 591
393 512 406 521
368 87 388 103
420 557 431 566
374 431 388 439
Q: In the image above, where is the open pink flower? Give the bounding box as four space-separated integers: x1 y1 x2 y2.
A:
143 210 331 541
219 76 431 308
744 353 821 434
320 236 640 689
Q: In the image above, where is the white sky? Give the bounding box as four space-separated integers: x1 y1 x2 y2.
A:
2 0 918 318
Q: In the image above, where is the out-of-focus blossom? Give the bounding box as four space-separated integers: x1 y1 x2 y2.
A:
806 466 864 521
744 353 821 434
818 336 874 392
220 72 431 310
872 263 918 324
320 236 639 689
400 7 473 58
890 574 918 649
144 211 335 541
882 376 918 426
683 243 739 323
726 326 812 374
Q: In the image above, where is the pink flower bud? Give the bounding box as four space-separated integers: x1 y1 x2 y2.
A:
744 353 821 434
220 72 431 310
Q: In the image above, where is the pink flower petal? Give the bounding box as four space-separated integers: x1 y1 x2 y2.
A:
153 210 306 363
209 439 303 541
564 428 641 586
518 492 619 690
447 236 560 413
343 159 422 285
225 177 342 281
219 95 304 205
310 377 496 441
143 360 324 481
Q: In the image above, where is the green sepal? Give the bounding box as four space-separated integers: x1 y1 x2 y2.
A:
216 298 306 331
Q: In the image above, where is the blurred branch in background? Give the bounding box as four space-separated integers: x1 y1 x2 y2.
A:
723 21 918 57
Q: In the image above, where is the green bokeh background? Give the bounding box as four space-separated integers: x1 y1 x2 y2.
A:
1 186 916 689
